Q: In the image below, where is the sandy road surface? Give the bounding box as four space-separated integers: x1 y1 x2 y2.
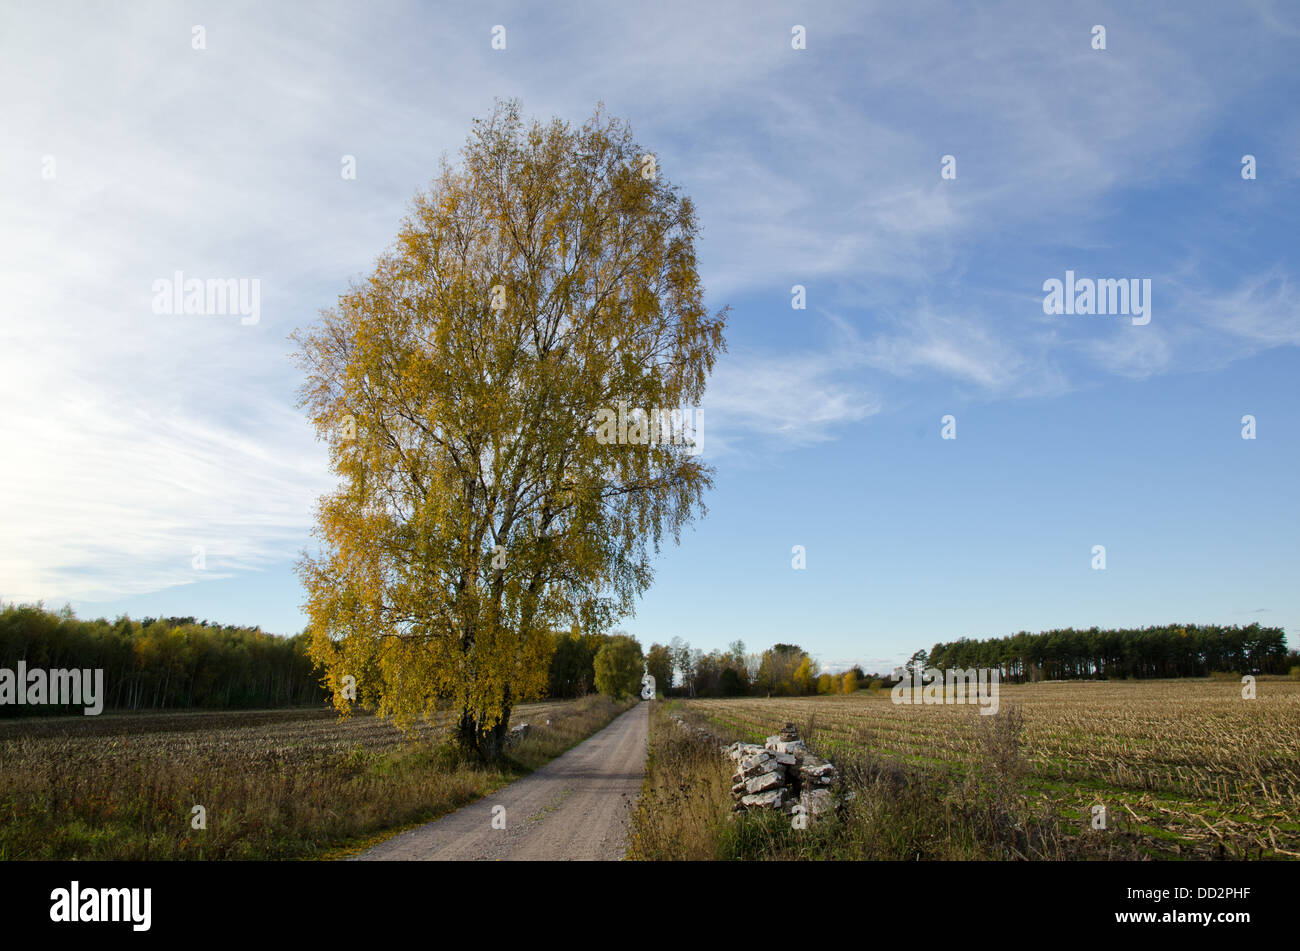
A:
354 702 648 861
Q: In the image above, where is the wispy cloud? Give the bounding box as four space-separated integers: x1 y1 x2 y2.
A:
703 351 880 456
0 382 330 603
1195 270 1300 349
2 0 1298 611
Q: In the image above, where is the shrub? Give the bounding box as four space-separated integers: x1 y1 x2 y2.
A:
793 657 816 695
593 635 644 699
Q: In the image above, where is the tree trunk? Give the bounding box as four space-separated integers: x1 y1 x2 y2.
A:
456 704 512 761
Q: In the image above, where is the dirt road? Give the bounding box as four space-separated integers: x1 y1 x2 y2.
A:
354 701 648 861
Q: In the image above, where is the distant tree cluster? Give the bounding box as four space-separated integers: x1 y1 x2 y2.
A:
545 630 606 698
925 624 1292 682
0 603 325 716
593 634 644 699
641 638 867 698
545 628 646 700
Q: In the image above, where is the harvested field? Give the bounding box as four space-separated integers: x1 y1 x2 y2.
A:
681 678 1300 858
0 697 622 860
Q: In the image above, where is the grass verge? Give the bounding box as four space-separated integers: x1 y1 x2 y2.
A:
0 694 634 860
628 699 1146 860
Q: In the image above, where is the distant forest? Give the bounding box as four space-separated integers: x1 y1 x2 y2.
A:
0 606 630 716
0 604 325 715
4 605 1294 718
924 624 1293 682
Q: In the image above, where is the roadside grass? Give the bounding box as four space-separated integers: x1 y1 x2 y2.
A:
0 694 633 860
675 680 1300 859
628 699 1144 860
626 700 733 860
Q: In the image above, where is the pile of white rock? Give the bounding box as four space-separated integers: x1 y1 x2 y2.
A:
726 722 838 819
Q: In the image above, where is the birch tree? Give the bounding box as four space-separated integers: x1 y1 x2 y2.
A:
292 99 726 758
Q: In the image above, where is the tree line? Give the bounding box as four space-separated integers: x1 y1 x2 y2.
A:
545 629 646 699
641 638 871 698
15 603 1285 720
546 633 876 699
0 603 325 716
4 605 833 717
921 623 1294 682
0 605 654 717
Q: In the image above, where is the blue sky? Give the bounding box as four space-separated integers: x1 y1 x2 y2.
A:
2 1 1297 672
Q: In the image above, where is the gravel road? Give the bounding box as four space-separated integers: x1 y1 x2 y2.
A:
354 701 648 861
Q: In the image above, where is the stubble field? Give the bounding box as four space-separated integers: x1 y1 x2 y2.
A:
0 696 626 860
681 678 1300 859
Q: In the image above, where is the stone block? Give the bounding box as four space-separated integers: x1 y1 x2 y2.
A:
741 788 786 809
745 770 784 794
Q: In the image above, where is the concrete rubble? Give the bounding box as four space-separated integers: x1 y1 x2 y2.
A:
669 715 843 822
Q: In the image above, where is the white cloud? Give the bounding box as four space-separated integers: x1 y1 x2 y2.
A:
1196 270 1300 348
0 380 330 603
702 351 880 457
2 0 1298 607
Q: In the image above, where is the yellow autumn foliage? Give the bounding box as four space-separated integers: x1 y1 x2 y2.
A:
291 99 726 757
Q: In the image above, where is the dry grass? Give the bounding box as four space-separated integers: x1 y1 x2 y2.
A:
0 695 631 860
627 702 733 860
631 699 1128 860
680 678 1300 859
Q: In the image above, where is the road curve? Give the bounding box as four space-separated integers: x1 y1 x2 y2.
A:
354 701 648 861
